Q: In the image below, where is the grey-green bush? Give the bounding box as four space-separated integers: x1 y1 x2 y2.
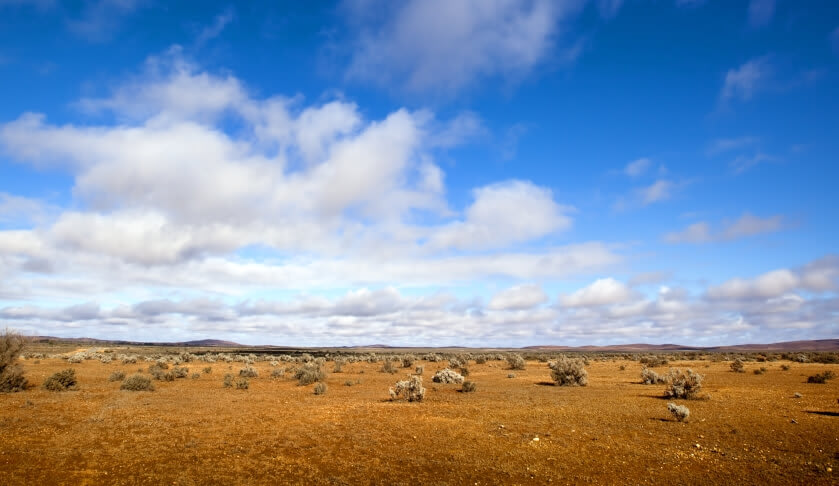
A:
641 367 666 385
389 375 425 402
664 368 703 399
109 371 126 382
223 373 234 388
313 382 327 395
461 380 477 393
239 366 258 378
43 369 77 391
0 330 28 392
506 354 526 370
730 358 745 373
549 357 588 386
432 368 464 384
294 362 325 385
121 374 154 391
667 402 690 422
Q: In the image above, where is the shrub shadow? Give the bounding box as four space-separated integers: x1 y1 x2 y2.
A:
806 411 839 417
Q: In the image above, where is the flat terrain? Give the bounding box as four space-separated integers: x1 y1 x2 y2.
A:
1 356 837 485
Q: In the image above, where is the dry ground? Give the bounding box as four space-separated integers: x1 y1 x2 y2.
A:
1 357 837 485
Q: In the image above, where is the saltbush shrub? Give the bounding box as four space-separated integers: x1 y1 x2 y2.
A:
730 358 745 373
461 380 477 393
667 402 690 422
506 354 526 370
389 375 425 402
664 368 703 399
641 367 666 385
239 366 258 378
223 373 234 388
235 377 249 389
380 360 398 374
43 369 77 391
121 374 154 391
0 330 28 392
432 368 464 384
313 382 327 395
295 362 325 385
549 357 588 386
109 371 126 382
807 371 836 384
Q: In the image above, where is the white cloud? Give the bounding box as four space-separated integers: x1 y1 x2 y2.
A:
488 283 548 310
344 0 586 94
624 157 651 177
428 180 573 250
748 0 775 29
640 179 673 204
707 269 799 300
560 277 634 307
720 56 772 103
666 213 784 244
706 136 759 156
195 8 235 46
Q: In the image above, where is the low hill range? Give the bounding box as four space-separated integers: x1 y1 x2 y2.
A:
29 336 839 352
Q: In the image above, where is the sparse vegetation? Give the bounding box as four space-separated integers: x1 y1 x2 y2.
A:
461 380 477 393
294 362 325 385
664 368 703 399
415 365 424 375
389 375 425 402
380 360 398 374
549 357 588 386
239 366 258 378
313 382 327 395
667 402 690 422
641 367 666 385
432 368 465 384
43 369 77 391
806 371 836 384
121 374 154 391
223 373 234 388
109 371 126 382
730 358 745 373
506 354 526 370
235 377 250 389
271 368 285 378
0 329 28 392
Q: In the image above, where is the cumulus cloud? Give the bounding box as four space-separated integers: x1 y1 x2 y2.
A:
428 180 573 250
560 277 635 307
488 283 548 310
665 213 785 244
344 0 586 94
640 179 673 204
707 258 838 301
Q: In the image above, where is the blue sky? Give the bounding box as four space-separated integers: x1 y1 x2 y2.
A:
0 0 837 346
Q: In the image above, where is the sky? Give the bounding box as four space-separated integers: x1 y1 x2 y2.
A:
0 0 837 346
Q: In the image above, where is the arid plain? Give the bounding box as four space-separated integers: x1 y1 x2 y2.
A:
1 348 837 485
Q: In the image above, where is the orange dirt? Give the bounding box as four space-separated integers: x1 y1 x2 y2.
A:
1 358 837 485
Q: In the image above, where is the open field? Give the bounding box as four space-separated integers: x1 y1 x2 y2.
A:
1 351 837 485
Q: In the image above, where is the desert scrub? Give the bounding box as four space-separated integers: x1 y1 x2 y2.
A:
333 359 345 373
507 373 516 378
223 373 234 388
202 366 212 374
313 382 327 395
389 375 425 402
239 366 259 378
415 365 424 375
640 355 668 367
43 369 77 391
753 367 767 375
664 368 703 399
461 380 477 393
667 402 690 422
121 374 154 391
235 377 250 389
401 356 415 368
506 354 526 370
730 358 745 373
0 329 28 392
806 371 836 384
780 364 790 371
172 366 189 378
549 357 588 386
270 368 285 379
294 362 325 385
641 367 666 385
432 368 464 384
380 360 398 374
109 371 126 382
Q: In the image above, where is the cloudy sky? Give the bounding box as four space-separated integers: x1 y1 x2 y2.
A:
0 0 837 346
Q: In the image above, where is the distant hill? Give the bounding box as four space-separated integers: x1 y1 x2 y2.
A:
26 336 839 352
32 336 242 347
524 339 839 352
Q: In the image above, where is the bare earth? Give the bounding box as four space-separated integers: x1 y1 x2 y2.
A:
1 358 836 485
